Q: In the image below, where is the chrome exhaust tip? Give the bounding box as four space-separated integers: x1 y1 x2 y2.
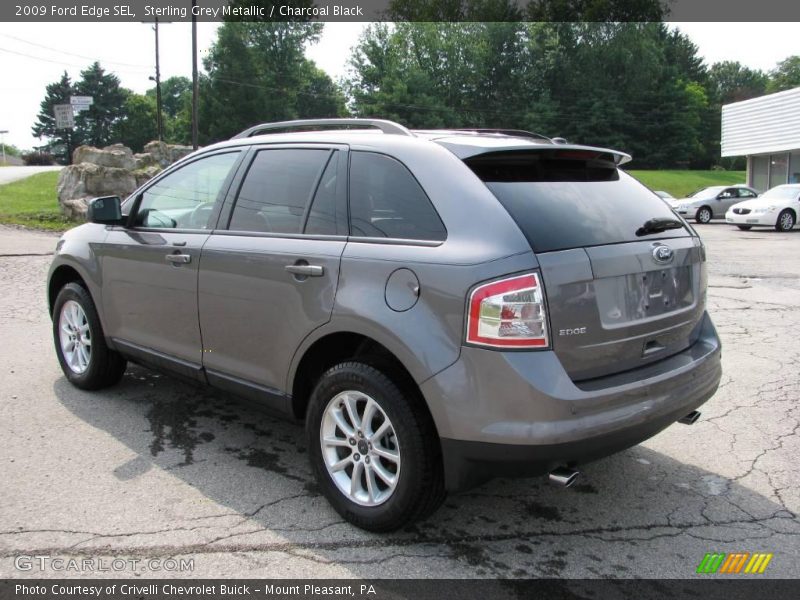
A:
548 466 580 488
678 410 701 425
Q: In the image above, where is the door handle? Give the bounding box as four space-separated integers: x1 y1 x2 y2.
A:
285 264 324 277
166 253 191 264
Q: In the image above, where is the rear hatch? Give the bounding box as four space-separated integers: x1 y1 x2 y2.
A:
463 148 706 382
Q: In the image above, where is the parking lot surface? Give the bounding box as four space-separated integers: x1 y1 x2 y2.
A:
1 223 798 578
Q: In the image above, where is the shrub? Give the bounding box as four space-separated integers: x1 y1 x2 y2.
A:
22 152 56 166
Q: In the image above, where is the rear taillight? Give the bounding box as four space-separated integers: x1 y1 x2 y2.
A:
466 273 549 349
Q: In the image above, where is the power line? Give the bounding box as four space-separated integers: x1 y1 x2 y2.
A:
0 33 151 70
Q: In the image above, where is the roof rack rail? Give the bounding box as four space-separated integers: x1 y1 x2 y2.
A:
448 128 552 142
231 118 413 139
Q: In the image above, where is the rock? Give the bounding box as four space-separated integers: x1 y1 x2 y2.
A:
59 140 196 220
133 165 162 187
133 152 159 170
72 144 136 170
57 163 137 219
143 141 193 168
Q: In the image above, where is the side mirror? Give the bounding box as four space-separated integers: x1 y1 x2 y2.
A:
87 196 124 225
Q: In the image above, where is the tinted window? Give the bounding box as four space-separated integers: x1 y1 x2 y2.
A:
305 152 339 235
230 149 331 234
466 151 690 253
349 152 446 241
135 152 239 229
737 189 757 198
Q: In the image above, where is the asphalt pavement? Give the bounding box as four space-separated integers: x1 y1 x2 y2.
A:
0 222 798 579
0 166 62 186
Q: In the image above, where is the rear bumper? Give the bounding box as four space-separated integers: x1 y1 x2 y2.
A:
421 312 722 491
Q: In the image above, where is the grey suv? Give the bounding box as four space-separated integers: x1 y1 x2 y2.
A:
48 119 722 531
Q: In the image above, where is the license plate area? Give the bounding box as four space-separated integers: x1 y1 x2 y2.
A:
595 266 694 325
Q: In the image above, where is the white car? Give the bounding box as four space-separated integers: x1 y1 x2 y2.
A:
726 184 800 231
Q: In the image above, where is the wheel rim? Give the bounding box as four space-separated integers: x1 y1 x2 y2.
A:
779 212 793 230
699 209 711 223
58 300 91 374
320 390 401 507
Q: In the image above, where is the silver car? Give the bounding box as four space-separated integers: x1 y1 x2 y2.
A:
48 119 722 531
670 184 759 224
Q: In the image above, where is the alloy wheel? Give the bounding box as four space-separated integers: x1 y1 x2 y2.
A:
320 390 401 507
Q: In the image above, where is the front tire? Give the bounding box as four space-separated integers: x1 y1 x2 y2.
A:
306 361 445 532
695 206 713 224
776 209 795 232
52 282 126 390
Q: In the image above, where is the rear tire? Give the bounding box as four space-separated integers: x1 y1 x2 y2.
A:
776 209 795 232
695 206 712 224
52 282 126 390
306 361 445 532
737 225 752 231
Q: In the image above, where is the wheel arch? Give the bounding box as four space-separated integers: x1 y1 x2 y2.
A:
289 331 440 438
697 205 713 219
48 263 88 316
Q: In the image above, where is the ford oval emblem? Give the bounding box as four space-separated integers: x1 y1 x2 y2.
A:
652 245 674 264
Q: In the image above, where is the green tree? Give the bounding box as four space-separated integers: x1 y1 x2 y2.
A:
767 56 800 93
708 61 768 104
345 22 713 168
145 76 193 145
199 22 344 143
31 71 81 164
112 92 158 153
73 62 128 147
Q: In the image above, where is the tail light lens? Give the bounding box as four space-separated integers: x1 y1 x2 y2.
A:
466 273 549 349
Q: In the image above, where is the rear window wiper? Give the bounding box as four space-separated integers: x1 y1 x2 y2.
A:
636 217 684 237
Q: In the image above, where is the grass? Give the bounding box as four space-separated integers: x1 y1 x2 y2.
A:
0 171 75 231
627 170 747 199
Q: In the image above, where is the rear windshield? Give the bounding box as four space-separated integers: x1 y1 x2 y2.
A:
466 151 691 253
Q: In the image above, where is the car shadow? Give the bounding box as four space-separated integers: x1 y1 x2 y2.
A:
52 365 797 578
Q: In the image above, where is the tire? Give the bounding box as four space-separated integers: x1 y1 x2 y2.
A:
737 225 752 231
306 361 445 532
775 209 795 232
695 206 713 224
52 282 126 390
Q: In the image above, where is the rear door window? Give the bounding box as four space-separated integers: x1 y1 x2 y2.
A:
229 148 336 234
466 151 690 253
349 151 446 241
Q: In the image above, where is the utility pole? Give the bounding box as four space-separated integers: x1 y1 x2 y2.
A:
191 1 199 150
0 130 7 166
152 17 164 142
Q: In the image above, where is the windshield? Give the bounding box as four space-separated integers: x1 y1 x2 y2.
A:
467 152 690 253
687 186 724 199
761 187 800 200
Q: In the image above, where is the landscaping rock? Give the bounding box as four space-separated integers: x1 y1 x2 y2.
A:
72 144 136 170
57 162 137 219
143 141 193 167
57 141 196 220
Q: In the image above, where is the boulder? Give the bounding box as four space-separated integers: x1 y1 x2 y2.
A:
143 141 193 167
72 144 136 170
133 152 159 170
133 165 163 187
57 163 137 219
58 140 197 220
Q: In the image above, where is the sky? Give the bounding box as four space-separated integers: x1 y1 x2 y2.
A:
0 21 797 150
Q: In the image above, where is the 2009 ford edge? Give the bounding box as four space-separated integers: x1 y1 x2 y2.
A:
48 119 721 531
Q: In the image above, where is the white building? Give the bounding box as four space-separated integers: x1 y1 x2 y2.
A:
721 86 800 191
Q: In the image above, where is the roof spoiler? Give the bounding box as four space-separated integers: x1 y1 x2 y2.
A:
446 142 632 165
